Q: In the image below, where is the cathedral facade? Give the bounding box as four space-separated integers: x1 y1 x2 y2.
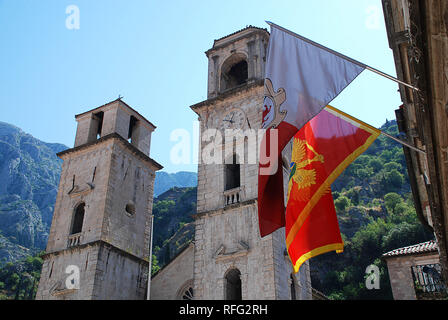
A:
35 26 312 300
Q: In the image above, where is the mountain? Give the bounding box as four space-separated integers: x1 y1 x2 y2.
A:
151 187 196 270
0 122 66 265
154 171 197 197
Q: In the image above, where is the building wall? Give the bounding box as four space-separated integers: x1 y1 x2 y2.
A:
196 86 264 214
385 253 440 300
102 140 156 261
45 140 113 253
382 0 448 280
36 244 100 300
193 189 311 300
194 203 276 299
91 242 148 300
43 137 156 259
37 107 159 300
150 244 195 300
36 241 148 300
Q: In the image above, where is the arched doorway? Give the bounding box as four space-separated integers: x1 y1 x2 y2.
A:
225 268 242 300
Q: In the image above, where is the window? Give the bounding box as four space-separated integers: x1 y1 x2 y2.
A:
225 268 242 300
128 115 138 144
181 287 194 300
220 54 248 92
125 202 136 217
71 202 85 234
176 280 194 300
93 111 104 139
225 154 240 191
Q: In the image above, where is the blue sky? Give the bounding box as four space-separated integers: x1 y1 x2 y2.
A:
0 0 402 173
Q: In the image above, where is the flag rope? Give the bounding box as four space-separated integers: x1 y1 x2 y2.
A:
265 21 420 92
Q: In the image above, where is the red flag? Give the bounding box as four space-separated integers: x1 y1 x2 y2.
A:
257 24 365 237
286 106 380 272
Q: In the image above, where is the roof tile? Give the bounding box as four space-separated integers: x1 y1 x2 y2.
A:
382 240 438 258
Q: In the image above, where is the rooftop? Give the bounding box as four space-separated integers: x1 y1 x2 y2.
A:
206 25 269 56
75 97 157 130
213 25 268 45
382 240 438 258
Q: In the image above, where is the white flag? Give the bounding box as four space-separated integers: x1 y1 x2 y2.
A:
261 25 365 132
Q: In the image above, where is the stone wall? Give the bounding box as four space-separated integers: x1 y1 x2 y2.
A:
385 253 440 300
102 140 156 261
36 243 100 300
37 134 158 299
36 241 148 300
150 244 195 300
196 85 264 214
45 140 114 252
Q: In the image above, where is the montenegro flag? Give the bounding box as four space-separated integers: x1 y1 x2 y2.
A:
286 105 380 273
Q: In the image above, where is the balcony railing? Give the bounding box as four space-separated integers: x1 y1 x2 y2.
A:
224 186 243 206
411 263 447 299
67 233 82 248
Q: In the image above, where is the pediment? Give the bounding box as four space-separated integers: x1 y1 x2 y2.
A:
68 182 95 197
213 240 250 261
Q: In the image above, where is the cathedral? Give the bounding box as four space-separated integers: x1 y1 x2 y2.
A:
35 26 313 300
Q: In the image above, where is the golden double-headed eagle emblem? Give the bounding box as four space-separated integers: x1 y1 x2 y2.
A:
287 138 325 202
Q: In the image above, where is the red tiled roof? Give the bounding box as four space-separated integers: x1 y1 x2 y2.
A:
382 240 438 258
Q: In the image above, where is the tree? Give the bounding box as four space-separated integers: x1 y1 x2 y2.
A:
151 254 160 275
369 158 383 172
334 196 350 212
384 192 402 213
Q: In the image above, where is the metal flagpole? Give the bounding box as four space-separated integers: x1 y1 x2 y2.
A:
380 131 426 155
265 21 420 92
147 214 154 300
327 105 426 154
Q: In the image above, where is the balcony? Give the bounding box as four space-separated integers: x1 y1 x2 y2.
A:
411 264 447 300
67 233 82 248
224 186 244 206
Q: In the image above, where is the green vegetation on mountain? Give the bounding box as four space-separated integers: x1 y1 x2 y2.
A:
0 252 43 300
151 187 197 272
154 172 197 197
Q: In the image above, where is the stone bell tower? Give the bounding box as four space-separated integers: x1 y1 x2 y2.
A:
36 98 162 300
190 26 312 299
